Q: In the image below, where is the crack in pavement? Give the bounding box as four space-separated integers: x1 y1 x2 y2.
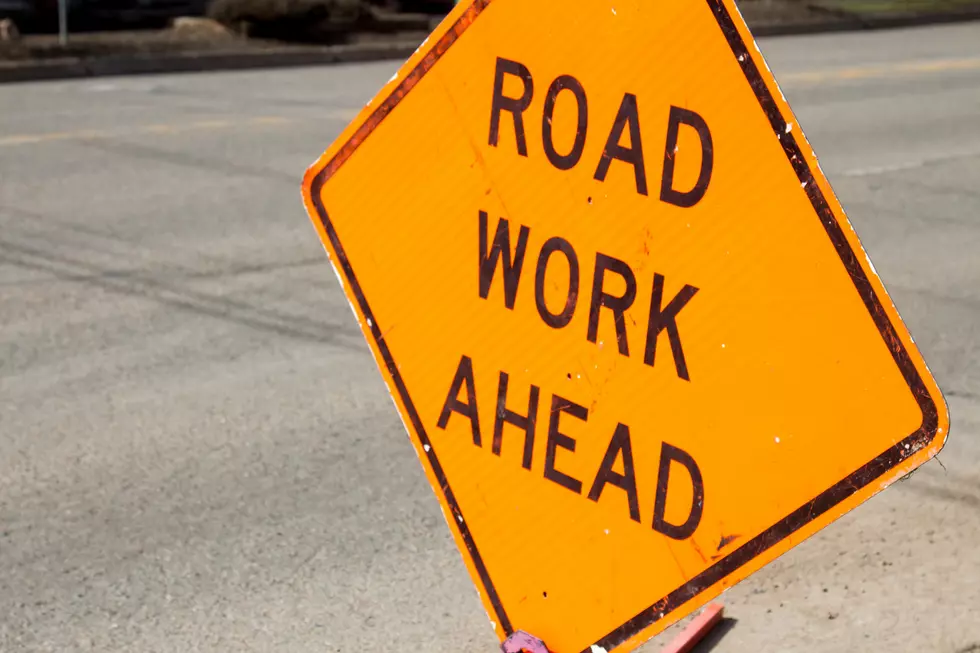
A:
0 237 358 349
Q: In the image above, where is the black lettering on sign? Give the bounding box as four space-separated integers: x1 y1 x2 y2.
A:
493 371 539 470
542 75 588 171
544 395 587 494
474 213 701 379
587 423 641 523
487 58 718 207
587 253 637 356
661 106 714 208
644 273 700 381
594 93 648 196
433 356 708 538
488 57 534 157
479 210 530 310
437 354 482 446
534 236 580 329
652 441 704 540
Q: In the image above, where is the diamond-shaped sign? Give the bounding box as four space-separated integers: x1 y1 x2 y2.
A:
301 0 949 650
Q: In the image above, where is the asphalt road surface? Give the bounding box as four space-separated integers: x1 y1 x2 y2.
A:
2 20 979 653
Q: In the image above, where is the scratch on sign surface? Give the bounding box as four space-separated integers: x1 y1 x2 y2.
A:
717 533 739 551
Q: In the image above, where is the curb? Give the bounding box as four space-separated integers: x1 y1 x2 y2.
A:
1 12 978 84
749 8 980 36
0 39 421 83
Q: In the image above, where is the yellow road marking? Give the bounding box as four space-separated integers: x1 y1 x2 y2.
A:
0 54 974 149
0 115 291 147
781 56 980 85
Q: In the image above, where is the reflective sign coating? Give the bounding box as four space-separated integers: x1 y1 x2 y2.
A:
301 0 949 650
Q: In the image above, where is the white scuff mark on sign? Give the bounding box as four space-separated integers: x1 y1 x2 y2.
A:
866 255 878 276
366 317 373 327
412 36 430 59
611 7 617 15
752 41 778 84
424 444 431 452
775 437 781 443
785 122 794 133
591 646 608 653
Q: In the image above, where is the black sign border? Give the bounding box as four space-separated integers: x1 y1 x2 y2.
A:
306 0 941 649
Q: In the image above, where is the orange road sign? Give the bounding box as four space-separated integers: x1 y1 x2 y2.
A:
300 0 949 650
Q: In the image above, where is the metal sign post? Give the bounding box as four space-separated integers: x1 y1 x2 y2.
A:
57 0 67 46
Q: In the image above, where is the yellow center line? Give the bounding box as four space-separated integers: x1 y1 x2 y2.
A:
780 56 980 85
0 54 968 149
0 115 292 148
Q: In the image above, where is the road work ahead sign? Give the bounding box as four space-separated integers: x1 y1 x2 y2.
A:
301 0 949 650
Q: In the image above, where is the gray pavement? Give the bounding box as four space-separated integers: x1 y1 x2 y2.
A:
1 20 979 653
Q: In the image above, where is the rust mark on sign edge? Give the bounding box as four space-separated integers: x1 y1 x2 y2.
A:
716 533 739 551
313 0 492 186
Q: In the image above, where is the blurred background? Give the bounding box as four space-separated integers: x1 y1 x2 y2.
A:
0 0 978 59
0 1 979 653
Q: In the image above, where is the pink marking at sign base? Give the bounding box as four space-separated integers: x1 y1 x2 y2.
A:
500 630 549 653
661 603 725 653
500 603 724 652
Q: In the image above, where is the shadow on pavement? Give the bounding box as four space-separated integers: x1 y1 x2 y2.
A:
690 617 738 653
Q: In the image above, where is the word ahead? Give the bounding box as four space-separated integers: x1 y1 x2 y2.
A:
489 57 714 206
437 354 705 540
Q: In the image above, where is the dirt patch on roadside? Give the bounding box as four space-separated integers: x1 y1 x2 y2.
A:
0 28 252 62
